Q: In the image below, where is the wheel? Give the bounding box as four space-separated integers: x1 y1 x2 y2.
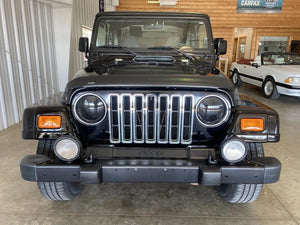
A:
232 70 242 87
36 139 83 200
37 182 83 201
216 143 264 203
36 139 55 159
262 77 280 99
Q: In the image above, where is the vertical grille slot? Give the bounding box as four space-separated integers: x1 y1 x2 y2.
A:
109 93 194 144
109 94 120 143
169 95 181 144
145 94 157 143
157 95 169 143
133 94 144 143
181 96 194 144
121 94 133 143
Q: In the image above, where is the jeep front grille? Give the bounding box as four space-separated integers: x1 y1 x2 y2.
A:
109 94 194 144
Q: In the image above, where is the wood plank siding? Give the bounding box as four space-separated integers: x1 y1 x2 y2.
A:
116 0 300 65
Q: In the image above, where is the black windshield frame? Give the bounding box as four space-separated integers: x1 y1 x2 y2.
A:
90 13 214 54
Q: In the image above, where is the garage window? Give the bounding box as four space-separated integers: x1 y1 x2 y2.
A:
258 36 288 55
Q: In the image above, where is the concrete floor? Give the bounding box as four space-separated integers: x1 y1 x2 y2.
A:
0 83 300 225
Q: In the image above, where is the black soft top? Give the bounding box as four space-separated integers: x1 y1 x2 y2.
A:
95 11 210 20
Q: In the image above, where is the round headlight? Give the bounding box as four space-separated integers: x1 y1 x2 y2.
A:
221 139 247 163
73 93 107 125
196 95 230 127
54 137 81 162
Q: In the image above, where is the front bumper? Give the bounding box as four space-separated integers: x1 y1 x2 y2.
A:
20 155 281 185
277 86 300 97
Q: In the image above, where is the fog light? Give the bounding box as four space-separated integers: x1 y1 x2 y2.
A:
54 137 81 162
221 139 247 163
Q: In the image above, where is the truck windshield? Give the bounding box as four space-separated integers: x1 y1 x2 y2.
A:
94 17 210 51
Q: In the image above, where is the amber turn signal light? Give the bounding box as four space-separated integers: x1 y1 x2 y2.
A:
241 118 264 132
38 115 62 129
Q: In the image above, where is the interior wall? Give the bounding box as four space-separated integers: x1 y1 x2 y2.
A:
234 28 253 60
68 0 99 80
105 0 116 11
52 6 72 92
0 0 58 131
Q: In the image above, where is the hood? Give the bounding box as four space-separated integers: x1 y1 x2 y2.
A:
66 70 234 91
63 70 235 105
266 65 300 75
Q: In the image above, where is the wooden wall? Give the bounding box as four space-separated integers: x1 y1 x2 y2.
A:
116 0 300 66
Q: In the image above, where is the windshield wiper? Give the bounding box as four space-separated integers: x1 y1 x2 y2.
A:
148 46 195 62
176 49 196 61
148 46 174 50
147 46 214 75
98 45 137 56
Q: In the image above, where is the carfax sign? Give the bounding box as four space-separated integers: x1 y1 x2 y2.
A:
237 0 283 13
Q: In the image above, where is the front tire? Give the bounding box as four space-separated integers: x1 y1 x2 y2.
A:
36 139 83 200
262 77 280 99
232 70 242 87
216 143 264 203
38 182 83 201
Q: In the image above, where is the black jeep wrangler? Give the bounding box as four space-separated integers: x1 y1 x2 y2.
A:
20 12 281 203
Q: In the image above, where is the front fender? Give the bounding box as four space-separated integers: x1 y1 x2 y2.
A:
22 106 73 139
228 95 280 143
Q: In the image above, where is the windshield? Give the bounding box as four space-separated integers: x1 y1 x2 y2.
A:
262 53 300 65
94 17 211 50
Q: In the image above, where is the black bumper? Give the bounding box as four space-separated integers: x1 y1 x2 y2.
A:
20 155 281 185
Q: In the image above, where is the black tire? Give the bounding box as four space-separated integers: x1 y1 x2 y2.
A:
36 139 55 159
36 139 83 200
216 143 264 203
262 77 280 99
232 70 242 87
37 182 83 201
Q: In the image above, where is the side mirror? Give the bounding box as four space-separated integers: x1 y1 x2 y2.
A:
217 39 227 55
214 38 227 55
252 63 259 68
79 37 89 53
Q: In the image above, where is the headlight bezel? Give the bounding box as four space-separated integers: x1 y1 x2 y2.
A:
195 94 231 128
72 92 107 126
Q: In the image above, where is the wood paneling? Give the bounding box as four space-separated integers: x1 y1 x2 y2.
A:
116 0 300 65
117 0 300 27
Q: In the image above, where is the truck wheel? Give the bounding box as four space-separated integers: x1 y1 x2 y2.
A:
232 70 242 87
36 139 55 159
36 139 83 200
37 182 82 200
262 77 280 99
216 143 264 203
